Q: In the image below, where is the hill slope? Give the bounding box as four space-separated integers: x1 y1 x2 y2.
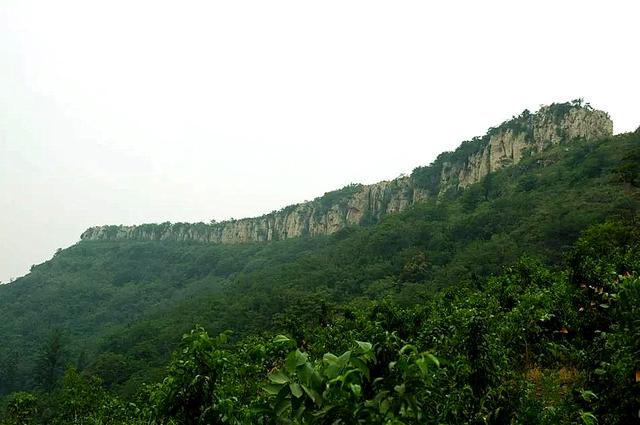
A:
0 102 637 398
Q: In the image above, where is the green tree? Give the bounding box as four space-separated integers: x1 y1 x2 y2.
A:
1 392 38 425
35 330 66 392
148 326 232 425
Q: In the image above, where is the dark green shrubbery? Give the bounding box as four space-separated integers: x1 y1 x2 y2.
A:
3 220 639 424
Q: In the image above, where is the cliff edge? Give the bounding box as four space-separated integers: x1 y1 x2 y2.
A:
81 100 612 244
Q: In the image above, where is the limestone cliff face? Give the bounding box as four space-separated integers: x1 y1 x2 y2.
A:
81 101 613 244
81 178 418 244
440 104 613 190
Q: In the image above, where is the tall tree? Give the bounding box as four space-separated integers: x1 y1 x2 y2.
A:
35 330 66 392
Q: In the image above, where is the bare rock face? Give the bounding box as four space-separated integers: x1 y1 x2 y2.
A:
80 178 418 243
80 101 613 245
442 103 613 190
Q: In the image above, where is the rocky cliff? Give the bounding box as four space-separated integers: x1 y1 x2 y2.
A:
81 100 613 244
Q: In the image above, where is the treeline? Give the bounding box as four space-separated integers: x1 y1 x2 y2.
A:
2 220 640 424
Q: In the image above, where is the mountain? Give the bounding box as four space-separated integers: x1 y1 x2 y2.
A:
1 101 639 421
80 100 612 244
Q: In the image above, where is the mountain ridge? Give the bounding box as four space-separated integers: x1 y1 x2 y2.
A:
81 100 612 244
2 105 637 403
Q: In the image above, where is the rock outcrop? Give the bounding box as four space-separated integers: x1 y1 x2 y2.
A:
81 101 613 244
432 103 612 191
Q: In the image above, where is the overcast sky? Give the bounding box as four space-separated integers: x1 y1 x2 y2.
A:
1 1 638 283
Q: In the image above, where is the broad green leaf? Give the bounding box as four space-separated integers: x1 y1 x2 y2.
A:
263 383 284 395
340 368 363 383
356 341 372 353
336 351 351 368
289 382 303 398
268 370 290 385
275 397 290 416
415 357 429 376
273 335 291 344
350 357 370 380
298 363 322 388
301 384 322 407
399 344 417 355
293 404 307 420
285 349 309 373
325 364 341 380
350 383 362 398
379 397 391 414
323 353 339 365
425 353 440 367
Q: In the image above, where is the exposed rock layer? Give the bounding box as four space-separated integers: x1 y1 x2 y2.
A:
81 102 613 244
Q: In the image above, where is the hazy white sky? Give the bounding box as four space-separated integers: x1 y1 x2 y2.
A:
1 0 638 283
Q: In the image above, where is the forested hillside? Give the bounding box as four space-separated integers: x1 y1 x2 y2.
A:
1 113 639 423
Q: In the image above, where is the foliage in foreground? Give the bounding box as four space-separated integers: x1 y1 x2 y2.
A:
2 220 640 424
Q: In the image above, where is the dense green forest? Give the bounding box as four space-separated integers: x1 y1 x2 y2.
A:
1 128 639 423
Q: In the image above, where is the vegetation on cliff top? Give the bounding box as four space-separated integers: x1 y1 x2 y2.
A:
410 100 599 193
